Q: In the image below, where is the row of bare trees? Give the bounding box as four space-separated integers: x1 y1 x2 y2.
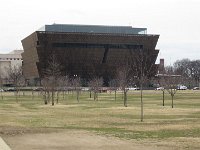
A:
3 53 197 122
156 70 181 108
173 59 200 88
40 55 104 105
155 59 200 109
0 66 25 102
42 49 156 121
41 75 104 105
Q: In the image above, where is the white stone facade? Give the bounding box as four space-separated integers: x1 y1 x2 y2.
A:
0 50 23 79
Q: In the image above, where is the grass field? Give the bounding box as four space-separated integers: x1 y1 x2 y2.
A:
0 90 200 149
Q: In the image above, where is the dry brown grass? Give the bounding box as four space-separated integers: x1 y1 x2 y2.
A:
0 90 200 149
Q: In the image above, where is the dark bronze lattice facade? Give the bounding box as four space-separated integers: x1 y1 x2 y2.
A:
21 25 159 84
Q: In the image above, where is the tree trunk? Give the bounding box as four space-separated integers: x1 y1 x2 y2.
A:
52 91 54 106
77 90 79 102
171 94 174 108
89 90 92 98
44 99 47 104
162 90 165 106
115 90 116 102
65 91 67 101
140 83 143 122
44 96 48 104
62 90 65 100
47 91 50 103
123 89 127 107
32 90 34 100
44 91 48 105
94 91 96 101
56 91 59 104
15 90 18 103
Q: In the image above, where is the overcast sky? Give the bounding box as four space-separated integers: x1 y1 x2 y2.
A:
0 0 200 65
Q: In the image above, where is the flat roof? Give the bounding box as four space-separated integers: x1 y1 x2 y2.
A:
37 24 147 35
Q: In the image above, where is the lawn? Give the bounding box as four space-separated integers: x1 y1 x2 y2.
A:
0 90 200 149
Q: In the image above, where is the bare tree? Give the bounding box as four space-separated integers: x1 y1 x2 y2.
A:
109 79 119 102
159 66 181 108
173 59 200 88
130 49 157 122
7 66 24 102
155 75 166 106
58 75 69 101
89 86 92 98
190 60 200 88
88 77 103 101
42 54 62 106
70 76 81 102
160 82 166 107
41 77 51 105
56 77 65 104
174 59 193 88
116 65 130 107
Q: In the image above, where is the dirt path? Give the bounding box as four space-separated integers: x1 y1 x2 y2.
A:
3 130 170 150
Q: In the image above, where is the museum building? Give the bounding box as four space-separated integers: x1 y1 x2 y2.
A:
21 24 159 85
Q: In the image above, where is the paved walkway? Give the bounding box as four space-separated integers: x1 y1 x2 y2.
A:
0 137 11 150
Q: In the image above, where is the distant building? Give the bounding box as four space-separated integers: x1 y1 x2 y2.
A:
158 59 165 74
0 50 23 81
22 24 160 85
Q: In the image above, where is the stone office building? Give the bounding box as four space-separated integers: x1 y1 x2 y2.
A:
0 50 23 84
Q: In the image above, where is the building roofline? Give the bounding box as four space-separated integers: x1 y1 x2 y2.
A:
37 24 148 35
36 31 159 37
